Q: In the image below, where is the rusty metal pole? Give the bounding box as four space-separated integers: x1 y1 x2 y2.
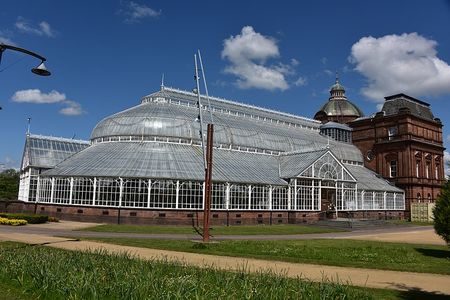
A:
203 124 214 242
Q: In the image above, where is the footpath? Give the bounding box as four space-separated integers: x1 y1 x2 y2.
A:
0 229 449 295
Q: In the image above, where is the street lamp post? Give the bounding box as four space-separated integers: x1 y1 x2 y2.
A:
0 43 51 76
0 43 51 110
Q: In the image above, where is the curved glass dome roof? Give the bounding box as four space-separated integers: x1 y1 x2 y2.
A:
90 87 363 162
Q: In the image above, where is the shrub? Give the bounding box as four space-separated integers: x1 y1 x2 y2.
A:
0 217 27 226
0 213 48 224
48 216 59 222
433 180 450 246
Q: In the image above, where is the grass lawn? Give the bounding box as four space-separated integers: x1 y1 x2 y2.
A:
79 224 344 235
85 238 450 275
0 241 411 300
0 281 31 300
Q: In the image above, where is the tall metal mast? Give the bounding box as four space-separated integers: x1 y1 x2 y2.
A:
194 54 207 169
197 50 213 123
194 51 214 242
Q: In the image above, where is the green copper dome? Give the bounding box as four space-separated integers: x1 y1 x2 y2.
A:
330 81 345 91
318 99 363 117
314 76 364 122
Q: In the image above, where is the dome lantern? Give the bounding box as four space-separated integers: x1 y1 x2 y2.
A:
313 75 364 124
329 72 347 100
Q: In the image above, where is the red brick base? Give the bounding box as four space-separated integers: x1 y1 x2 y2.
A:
2 202 405 225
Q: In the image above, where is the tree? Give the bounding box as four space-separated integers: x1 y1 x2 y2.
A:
0 169 20 201
433 179 450 246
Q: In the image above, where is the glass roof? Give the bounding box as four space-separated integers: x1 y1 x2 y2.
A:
90 87 363 162
31 87 401 193
21 134 90 170
42 141 400 192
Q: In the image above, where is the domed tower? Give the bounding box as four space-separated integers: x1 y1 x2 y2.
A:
314 75 363 124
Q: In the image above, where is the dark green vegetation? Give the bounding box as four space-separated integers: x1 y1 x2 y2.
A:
81 224 343 235
0 213 48 224
433 179 450 246
87 238 450 275
0 281 30 300
0 169 19 202
0 242 398 300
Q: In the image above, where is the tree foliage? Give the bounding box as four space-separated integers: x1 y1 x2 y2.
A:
0 169 19 201
433 179 450 246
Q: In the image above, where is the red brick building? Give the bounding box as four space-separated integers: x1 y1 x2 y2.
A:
350 94 445 214
315 81 445 218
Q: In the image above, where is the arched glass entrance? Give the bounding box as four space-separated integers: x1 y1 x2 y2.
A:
295 151 357 213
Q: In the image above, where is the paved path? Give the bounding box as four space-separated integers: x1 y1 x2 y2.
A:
0 232 449 295
339 228 446 245
0 221 445 245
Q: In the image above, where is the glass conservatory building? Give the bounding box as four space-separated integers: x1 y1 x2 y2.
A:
18 86 405 224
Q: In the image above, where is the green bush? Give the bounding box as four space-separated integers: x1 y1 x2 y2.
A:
433 180 450 246
0 213 48 224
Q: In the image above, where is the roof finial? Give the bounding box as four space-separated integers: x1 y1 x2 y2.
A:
160 73 165 91
335 71 339 84
26 117 31 136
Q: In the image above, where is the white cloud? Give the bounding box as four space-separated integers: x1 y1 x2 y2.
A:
444 151 450 177
324 69 333 76
38 21 54 37
321 57 328 65
15 17 55 37
350 33 450 101
0 36 14 45
0 156 19 171
290 58 299 66
59 100 83 116
342 65 351 73
0 30 15 45
12 89 65 103
11 89 84 116
121 1 161 23
294 76 308 87
274 62 296 76
221 26 290 91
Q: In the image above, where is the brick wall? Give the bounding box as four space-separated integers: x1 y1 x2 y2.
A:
3 202 405 225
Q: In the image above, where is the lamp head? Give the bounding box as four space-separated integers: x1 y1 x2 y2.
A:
31 61 51 76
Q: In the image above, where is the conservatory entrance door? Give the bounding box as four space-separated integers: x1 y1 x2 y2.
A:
321 187 336 218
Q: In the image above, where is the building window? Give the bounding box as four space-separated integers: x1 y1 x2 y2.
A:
416 161 420 178
389 160 397 178
435 164 439 180
388 126 398 140
425 162 430 179
427 193 432 201
417 193 421 202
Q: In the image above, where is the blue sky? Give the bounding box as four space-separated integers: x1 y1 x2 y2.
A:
1 0 450 172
